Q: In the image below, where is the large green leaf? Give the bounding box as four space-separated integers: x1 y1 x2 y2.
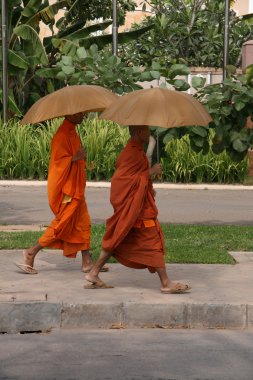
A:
79 24 154 49
13 24 48 65
21 0 41 18
66 20 112 41
168 64 191 78
8 49 29 69
190 126 208 137
192 76 206 89
35 67 61 78
26 0 68 28
246 64 253 85
233 139 248 153
57 19 88 39
0 90 22 116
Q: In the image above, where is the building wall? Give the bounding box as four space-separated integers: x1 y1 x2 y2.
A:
233 0 249 15
119 0 152 31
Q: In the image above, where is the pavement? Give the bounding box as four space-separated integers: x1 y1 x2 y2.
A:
1 249 253 333
1 181 253 333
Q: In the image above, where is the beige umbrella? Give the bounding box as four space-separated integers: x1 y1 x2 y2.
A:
21 85 118 124
99 87 212 128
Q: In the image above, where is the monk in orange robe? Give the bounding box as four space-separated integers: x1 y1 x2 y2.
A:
85 126 191 293
16 112 104 274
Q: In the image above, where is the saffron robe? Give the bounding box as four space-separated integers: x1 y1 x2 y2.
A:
39 119 90 257
102 139 165 272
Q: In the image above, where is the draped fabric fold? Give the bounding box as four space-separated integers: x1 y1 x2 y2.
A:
102 140 165 272
39 119 90 257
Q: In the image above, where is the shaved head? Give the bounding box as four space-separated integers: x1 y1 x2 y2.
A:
129 125 147 137
128 125 150 144
65 112 86 125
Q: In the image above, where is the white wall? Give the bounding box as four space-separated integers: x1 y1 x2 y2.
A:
249 0 253 13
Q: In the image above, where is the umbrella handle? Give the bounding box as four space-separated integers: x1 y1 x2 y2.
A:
156 132 162 181
156 131 160 163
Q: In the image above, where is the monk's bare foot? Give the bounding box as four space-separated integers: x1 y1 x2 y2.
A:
22 249 36 268
160 282 191 294
82 265 109 273
15 249 38 274
82 265 93 273
85 272 104 286
84 273 113 289
81 251 93 271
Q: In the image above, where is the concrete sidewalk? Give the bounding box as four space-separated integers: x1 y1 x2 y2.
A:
1 250 253 333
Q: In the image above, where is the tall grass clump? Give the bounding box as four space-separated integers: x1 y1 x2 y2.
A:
162 135 248 183
0 119 249 183
78 119 129 180
0 118 129 180
0 119 59 179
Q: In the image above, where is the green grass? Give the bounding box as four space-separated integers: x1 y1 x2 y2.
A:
1 224 253 264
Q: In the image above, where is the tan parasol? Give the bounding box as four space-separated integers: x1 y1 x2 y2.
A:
21 85 118 124
99 87 212 128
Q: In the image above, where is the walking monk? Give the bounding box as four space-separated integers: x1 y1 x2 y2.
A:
16 112 107 274
85 125 191 293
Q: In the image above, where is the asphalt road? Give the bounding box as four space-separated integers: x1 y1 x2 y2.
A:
1 329 253 380
1 185 253 225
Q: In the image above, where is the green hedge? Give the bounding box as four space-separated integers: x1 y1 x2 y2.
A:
0 118 248 183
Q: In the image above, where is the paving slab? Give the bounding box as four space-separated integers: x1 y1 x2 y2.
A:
0 250 253 332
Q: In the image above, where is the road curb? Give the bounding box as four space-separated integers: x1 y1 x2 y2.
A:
1 301 252 333
1 180 253 190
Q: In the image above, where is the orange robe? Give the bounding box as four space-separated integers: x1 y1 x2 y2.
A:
39 119 90 258
102 139 165 272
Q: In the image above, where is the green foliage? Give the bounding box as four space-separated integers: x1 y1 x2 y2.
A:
154 65 253 163
79 119 130 180
0 118 129 180
37 43 162 94
0 118 59 179
58 0 136 27
120 0 253 68
1 0 149 115
161 135 247 183
195 68 253 162
0 118 248 183
0 0 67 115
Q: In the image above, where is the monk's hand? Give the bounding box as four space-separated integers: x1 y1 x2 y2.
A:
72 147 86 162
150 163 162 176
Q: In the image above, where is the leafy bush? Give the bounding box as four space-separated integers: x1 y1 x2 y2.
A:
0 118 248 183
161 135 247 184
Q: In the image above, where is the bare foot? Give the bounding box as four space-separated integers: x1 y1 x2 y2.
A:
84 273 113 289
82 265 109 273
22 249 36 268
82 265 93 273
85 272 104 286
15 250 38 274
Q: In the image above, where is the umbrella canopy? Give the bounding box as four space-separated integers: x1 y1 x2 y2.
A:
21 85 118 125
99 87 212 128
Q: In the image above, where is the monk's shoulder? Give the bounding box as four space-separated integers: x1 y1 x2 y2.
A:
52 126 69 143
121 141 143 159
